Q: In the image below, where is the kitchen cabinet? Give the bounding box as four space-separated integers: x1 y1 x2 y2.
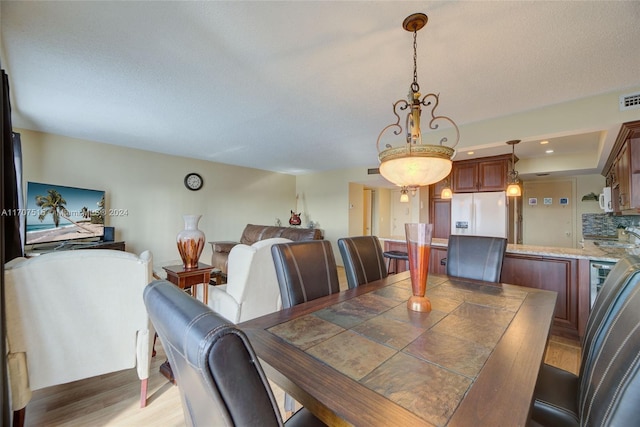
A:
451 154 511 193
501 254 581 339
429 246 448 275
430 199 451 239
616 143 630 210
429 178 451 239
603 120 640 214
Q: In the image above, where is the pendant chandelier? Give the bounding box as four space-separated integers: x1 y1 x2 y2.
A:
506 139 522 197
377 13 459 190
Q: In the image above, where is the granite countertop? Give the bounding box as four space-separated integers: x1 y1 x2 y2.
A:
379 236 631 263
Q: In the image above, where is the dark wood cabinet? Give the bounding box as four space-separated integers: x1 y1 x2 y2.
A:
452 162 478 192
501 253 580 338
617 143 631 210
604 120 640 214
428 181 451 239
451 155 511 193
431 200 451 239
429 246 448 275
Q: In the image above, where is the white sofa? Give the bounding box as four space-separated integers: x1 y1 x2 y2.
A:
196 237 291 323
5 249 154 418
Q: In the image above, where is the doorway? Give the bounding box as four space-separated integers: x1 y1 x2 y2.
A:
363 189 372 235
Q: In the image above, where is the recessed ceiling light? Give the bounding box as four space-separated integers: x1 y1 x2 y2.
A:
545 149 554 154
540 140 549 145
467 151 474 155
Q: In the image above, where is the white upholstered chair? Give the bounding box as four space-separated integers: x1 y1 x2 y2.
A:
5 249 154 423
196 237 292 323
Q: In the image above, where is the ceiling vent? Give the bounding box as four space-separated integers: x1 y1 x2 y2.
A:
620 92 640 111
367 168 380 175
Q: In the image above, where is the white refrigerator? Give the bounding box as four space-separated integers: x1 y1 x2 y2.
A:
450 191 508 239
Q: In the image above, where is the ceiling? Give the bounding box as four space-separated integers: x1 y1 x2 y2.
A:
2 1 640 181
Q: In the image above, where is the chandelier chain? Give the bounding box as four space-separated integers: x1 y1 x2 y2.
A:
507 140 521 183
411 30 419 93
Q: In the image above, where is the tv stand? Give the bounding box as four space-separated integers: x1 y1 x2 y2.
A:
27 241 125 257
71 241 125 251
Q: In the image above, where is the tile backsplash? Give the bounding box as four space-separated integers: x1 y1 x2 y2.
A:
582 214 640 238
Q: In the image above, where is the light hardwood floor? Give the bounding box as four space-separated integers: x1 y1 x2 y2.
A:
22 269 581 426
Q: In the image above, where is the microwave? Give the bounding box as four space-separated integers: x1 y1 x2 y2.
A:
599 187 613 212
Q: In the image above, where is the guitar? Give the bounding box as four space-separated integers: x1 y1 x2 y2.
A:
289 210 301 226
289 194 301 226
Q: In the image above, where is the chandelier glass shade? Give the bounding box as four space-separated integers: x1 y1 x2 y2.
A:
379 147 454 188
506 180 522 197
440 178 453 199
506 139 522 197
377 13 459 188
400 187 410 203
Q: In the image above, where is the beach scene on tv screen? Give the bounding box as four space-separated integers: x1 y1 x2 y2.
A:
25 182 105 245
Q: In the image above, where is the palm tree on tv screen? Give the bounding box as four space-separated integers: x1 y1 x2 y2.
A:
35 189 92 232
81 206 90 219
36 189 69 227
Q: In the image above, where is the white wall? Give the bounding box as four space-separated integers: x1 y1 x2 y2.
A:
523 178 577 248
296 167 375 264
18 129 296 263
513 174 606 248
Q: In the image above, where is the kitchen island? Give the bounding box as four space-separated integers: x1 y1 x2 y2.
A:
380 237 628 339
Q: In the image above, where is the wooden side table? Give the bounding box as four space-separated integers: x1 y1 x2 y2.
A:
160 262 212 383
162 262 212 304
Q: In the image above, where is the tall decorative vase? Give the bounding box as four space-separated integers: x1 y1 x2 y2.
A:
405 223 433 312
176 214 205 269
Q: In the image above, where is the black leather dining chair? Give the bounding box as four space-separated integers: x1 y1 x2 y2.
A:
271 240 341 308
270 240 341 414
337 236 388 289
530 255 640 426
143 280 325 427
445 235 507 283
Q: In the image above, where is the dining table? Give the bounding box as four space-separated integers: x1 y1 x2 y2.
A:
240 271 557 427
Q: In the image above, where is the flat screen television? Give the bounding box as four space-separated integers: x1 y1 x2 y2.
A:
25 182 105 247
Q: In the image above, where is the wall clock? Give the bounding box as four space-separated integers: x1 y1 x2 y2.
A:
184 173 203 191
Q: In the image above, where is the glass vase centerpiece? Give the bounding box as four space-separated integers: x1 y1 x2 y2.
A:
176 214 205 269
405 223 433 312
